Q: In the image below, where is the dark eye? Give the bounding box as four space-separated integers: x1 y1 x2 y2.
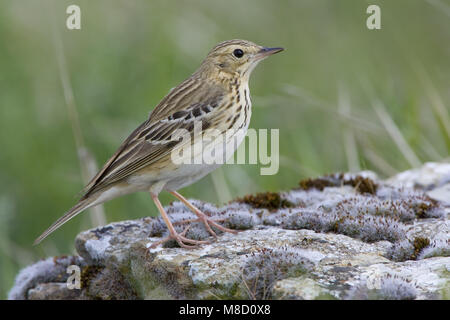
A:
233 49 244 58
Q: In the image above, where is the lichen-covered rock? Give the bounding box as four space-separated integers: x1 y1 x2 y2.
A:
387 162 450 190
345 257 449 300
272 277 334 300
9 162 450 300
27 283 81 300
8 256 86 300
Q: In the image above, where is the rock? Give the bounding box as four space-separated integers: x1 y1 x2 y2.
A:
8 162 450 300
272 277 333 300
7 256 86 300
28 283 81 300
428 184 450 206
387 162 450 190
348 257 450 300
387 161 450 207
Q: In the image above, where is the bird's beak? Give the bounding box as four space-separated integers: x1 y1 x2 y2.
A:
255 47 284 60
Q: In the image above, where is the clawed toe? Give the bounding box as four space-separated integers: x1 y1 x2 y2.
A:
150 225 210 249
204 217 238 235
150 191 239 249
173 215 238 238
169 190 239 238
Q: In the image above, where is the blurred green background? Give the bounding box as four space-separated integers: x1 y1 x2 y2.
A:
1 0 449 298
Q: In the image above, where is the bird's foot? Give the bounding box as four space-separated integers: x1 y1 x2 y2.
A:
167 190 238 241
174 211 238 238
198 212 239 237
150 225 210 249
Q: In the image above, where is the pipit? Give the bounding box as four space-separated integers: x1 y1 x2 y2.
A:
34 39 283 248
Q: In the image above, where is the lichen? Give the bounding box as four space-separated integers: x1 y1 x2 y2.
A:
267 206 406 243
8 256 86 300
346 274 417 300
240 247 314 299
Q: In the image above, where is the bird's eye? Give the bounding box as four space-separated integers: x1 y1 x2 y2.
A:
233 49 244 58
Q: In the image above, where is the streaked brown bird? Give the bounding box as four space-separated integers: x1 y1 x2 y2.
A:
34 39 283 248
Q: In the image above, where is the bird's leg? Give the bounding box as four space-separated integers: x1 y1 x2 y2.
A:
149 225 191 249
169 191 238 237
150 193 210 248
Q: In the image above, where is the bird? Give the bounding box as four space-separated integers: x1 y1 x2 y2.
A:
34 39 284 248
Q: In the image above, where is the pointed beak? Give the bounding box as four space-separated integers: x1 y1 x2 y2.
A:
255 47 284 60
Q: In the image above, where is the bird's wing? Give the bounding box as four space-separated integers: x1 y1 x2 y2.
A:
82 78 225 198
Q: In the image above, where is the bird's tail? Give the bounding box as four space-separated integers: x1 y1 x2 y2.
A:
33 196 98 245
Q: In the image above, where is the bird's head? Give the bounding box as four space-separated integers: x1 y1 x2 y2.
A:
199 39 283 81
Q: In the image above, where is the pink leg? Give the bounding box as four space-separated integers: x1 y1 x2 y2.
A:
150 193 210 249
169 190 238 237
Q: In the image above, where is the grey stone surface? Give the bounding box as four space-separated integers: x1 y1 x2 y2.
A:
28 283 81 300
8 162 450 300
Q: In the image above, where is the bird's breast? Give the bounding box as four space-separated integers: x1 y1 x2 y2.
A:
222 82 252 132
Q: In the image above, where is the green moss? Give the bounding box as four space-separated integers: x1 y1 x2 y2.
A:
299 177 336 191
203 281 246 300
345 176 378 195
81 265 103 290
80 264 138 300
314 292 338 300
413 200 437 219
236 192 294 211
412 237 431 260
439 269 450 300
298 174 378 195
